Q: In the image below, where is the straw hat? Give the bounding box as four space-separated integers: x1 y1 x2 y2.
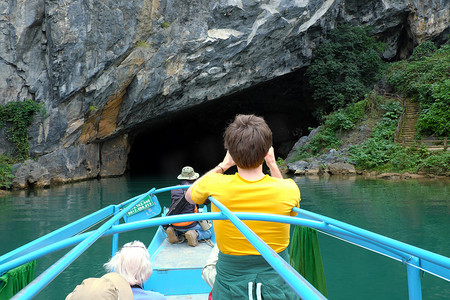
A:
177 166 199 180
65 272 133 300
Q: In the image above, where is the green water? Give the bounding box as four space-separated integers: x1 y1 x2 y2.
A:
0 176 448 299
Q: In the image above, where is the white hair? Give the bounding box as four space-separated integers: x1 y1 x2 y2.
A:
104 240 153 285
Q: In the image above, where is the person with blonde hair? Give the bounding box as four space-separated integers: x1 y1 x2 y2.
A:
104 240 166 300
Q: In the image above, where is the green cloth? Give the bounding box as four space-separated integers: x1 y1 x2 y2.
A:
290 226 328 297
0 260 37 300
213 248 298 300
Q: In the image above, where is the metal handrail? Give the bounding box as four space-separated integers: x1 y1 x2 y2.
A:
294 208 450 273
6 211 450 299
11 188 156 299
208 196 326 300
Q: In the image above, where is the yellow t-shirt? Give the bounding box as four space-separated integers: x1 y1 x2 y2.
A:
190 172 301 255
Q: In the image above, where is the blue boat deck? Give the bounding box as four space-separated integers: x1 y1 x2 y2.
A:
165 294 209 299
152 239 213 270
146 227 214 298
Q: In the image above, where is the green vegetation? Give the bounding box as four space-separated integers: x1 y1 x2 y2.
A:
0 99 43 160
0 99 44 188
386 42 450 136
348 100 405 171
135 40 150 48
161 22 170 29
306 25 386 117
290 96 372 161
290 88 448 175
296 31 449 175
0 155 14 189
351 135 449 174
418 151 450 174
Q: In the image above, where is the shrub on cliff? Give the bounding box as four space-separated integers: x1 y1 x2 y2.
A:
349 100 404 170
348 99 448 175
418 151 450 175
306 25 386 117
290 97 370 160
0 156 14 190
0 99 43 160
288 91 448 175
0 99 44 189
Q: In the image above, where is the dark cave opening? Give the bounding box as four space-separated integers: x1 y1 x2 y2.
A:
128 68 318 177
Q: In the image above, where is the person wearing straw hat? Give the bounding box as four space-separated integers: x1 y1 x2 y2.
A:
165 166 212 247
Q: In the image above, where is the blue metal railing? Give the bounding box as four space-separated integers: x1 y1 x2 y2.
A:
208 196 326 300
294 208 450 280
1 185 449 299
7 188 156 299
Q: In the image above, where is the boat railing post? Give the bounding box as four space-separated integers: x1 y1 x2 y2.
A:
406 256 422 300
112 206 120 256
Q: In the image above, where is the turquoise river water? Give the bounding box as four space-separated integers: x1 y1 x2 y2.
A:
0 175 449 299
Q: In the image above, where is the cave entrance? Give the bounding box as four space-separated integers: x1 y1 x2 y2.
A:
128 68 318 177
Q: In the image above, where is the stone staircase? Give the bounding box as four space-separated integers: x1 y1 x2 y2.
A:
395 98 420 147
394 99 448 151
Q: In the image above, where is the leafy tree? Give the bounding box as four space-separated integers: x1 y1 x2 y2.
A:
306 25 385 116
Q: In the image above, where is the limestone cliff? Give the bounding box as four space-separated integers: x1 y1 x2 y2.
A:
1 0 449 188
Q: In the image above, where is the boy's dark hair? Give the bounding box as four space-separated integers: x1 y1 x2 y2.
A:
224 114 272 169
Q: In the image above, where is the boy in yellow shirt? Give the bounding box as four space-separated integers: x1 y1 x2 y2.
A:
186 114 300 299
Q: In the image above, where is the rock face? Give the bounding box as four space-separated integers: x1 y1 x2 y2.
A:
1 0 449 188
286 126 321 162
287 149 356 176
12 144 101 188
